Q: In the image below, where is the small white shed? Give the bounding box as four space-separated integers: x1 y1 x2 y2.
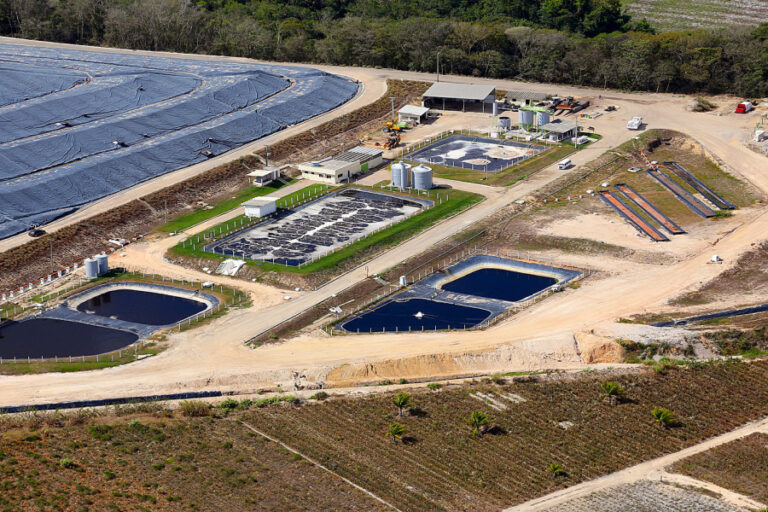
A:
242 196 278 218
247 167 281 187
398 105 430 124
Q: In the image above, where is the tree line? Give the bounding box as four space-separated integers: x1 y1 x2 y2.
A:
1 0 767 96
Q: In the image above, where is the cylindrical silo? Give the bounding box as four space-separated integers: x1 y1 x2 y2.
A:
518 109 533 127
84 258 99 278
499 117 511 129
391 162 411 189
536 111 551 127
411 165 433 190
95 253 109 275
492 101 499 116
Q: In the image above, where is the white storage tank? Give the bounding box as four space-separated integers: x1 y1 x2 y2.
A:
84 258 99 278
499 116 511 129
518 109 534 126
391 162 411 189
536 111 551 127
411 165 433 190
95 253 109 275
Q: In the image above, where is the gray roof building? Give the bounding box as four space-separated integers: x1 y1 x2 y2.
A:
423 83 495 101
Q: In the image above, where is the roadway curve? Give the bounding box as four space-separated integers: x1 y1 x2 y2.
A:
0 41 767 407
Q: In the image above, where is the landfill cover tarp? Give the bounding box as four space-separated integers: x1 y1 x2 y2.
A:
0 43 358 240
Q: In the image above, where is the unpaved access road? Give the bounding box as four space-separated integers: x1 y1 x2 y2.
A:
0 41 767 407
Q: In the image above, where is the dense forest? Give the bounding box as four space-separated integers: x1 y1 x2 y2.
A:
1 0 767 96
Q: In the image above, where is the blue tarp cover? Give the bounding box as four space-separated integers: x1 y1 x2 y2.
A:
0 44 358 239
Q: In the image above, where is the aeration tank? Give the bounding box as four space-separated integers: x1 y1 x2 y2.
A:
411 165 433 190
391 162 412 189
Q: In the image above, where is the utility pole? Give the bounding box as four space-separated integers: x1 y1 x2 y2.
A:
50 237 53 274
265 145 270 166
164 199 168 225
436 51 441 82
389 96 395 122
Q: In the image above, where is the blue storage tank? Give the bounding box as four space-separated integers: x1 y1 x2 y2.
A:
411 165 433 190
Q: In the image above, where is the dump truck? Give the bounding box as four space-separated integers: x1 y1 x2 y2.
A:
735 101 753 114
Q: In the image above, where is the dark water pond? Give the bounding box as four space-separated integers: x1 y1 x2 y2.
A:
77 289 207 325
0 318 138 358
442 268 557 302
342 298 490 333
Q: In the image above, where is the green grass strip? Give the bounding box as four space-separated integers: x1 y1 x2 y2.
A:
158 180 295 233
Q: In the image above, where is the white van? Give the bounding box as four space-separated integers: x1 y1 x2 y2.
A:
558 158 572 170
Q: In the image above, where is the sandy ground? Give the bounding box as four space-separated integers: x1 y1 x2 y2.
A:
541 208 750 257
1 38 768 407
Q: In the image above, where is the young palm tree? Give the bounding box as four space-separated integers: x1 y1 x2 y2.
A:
388 422 406 443
600 380 626 406
393 392 411 416
651 407 676 429
468 411 489 437
548 463 567 478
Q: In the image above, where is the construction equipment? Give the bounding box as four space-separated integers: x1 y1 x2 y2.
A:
384 132 401 150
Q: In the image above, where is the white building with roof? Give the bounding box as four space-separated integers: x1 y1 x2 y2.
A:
242 196 278 218
398 104 430 124
540 120 579 142
246 166 281 187
422 82 496 112
298 146 383 184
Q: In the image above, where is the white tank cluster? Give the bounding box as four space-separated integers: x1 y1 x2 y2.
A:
391 161 412 189
391 162 433 190
85 253 109 278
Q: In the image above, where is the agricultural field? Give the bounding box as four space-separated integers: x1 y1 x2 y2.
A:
671 432 768 504
625 0 768 31
0 408 389 512
245 360 768 511
542 480 746 511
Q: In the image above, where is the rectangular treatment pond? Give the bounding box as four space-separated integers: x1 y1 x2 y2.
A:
340 298 492 333
441 268 557 302
427 255 583 304
408 135 544 172
205 188 433 266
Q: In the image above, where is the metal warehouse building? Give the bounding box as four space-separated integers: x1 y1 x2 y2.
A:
422 83 496 113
